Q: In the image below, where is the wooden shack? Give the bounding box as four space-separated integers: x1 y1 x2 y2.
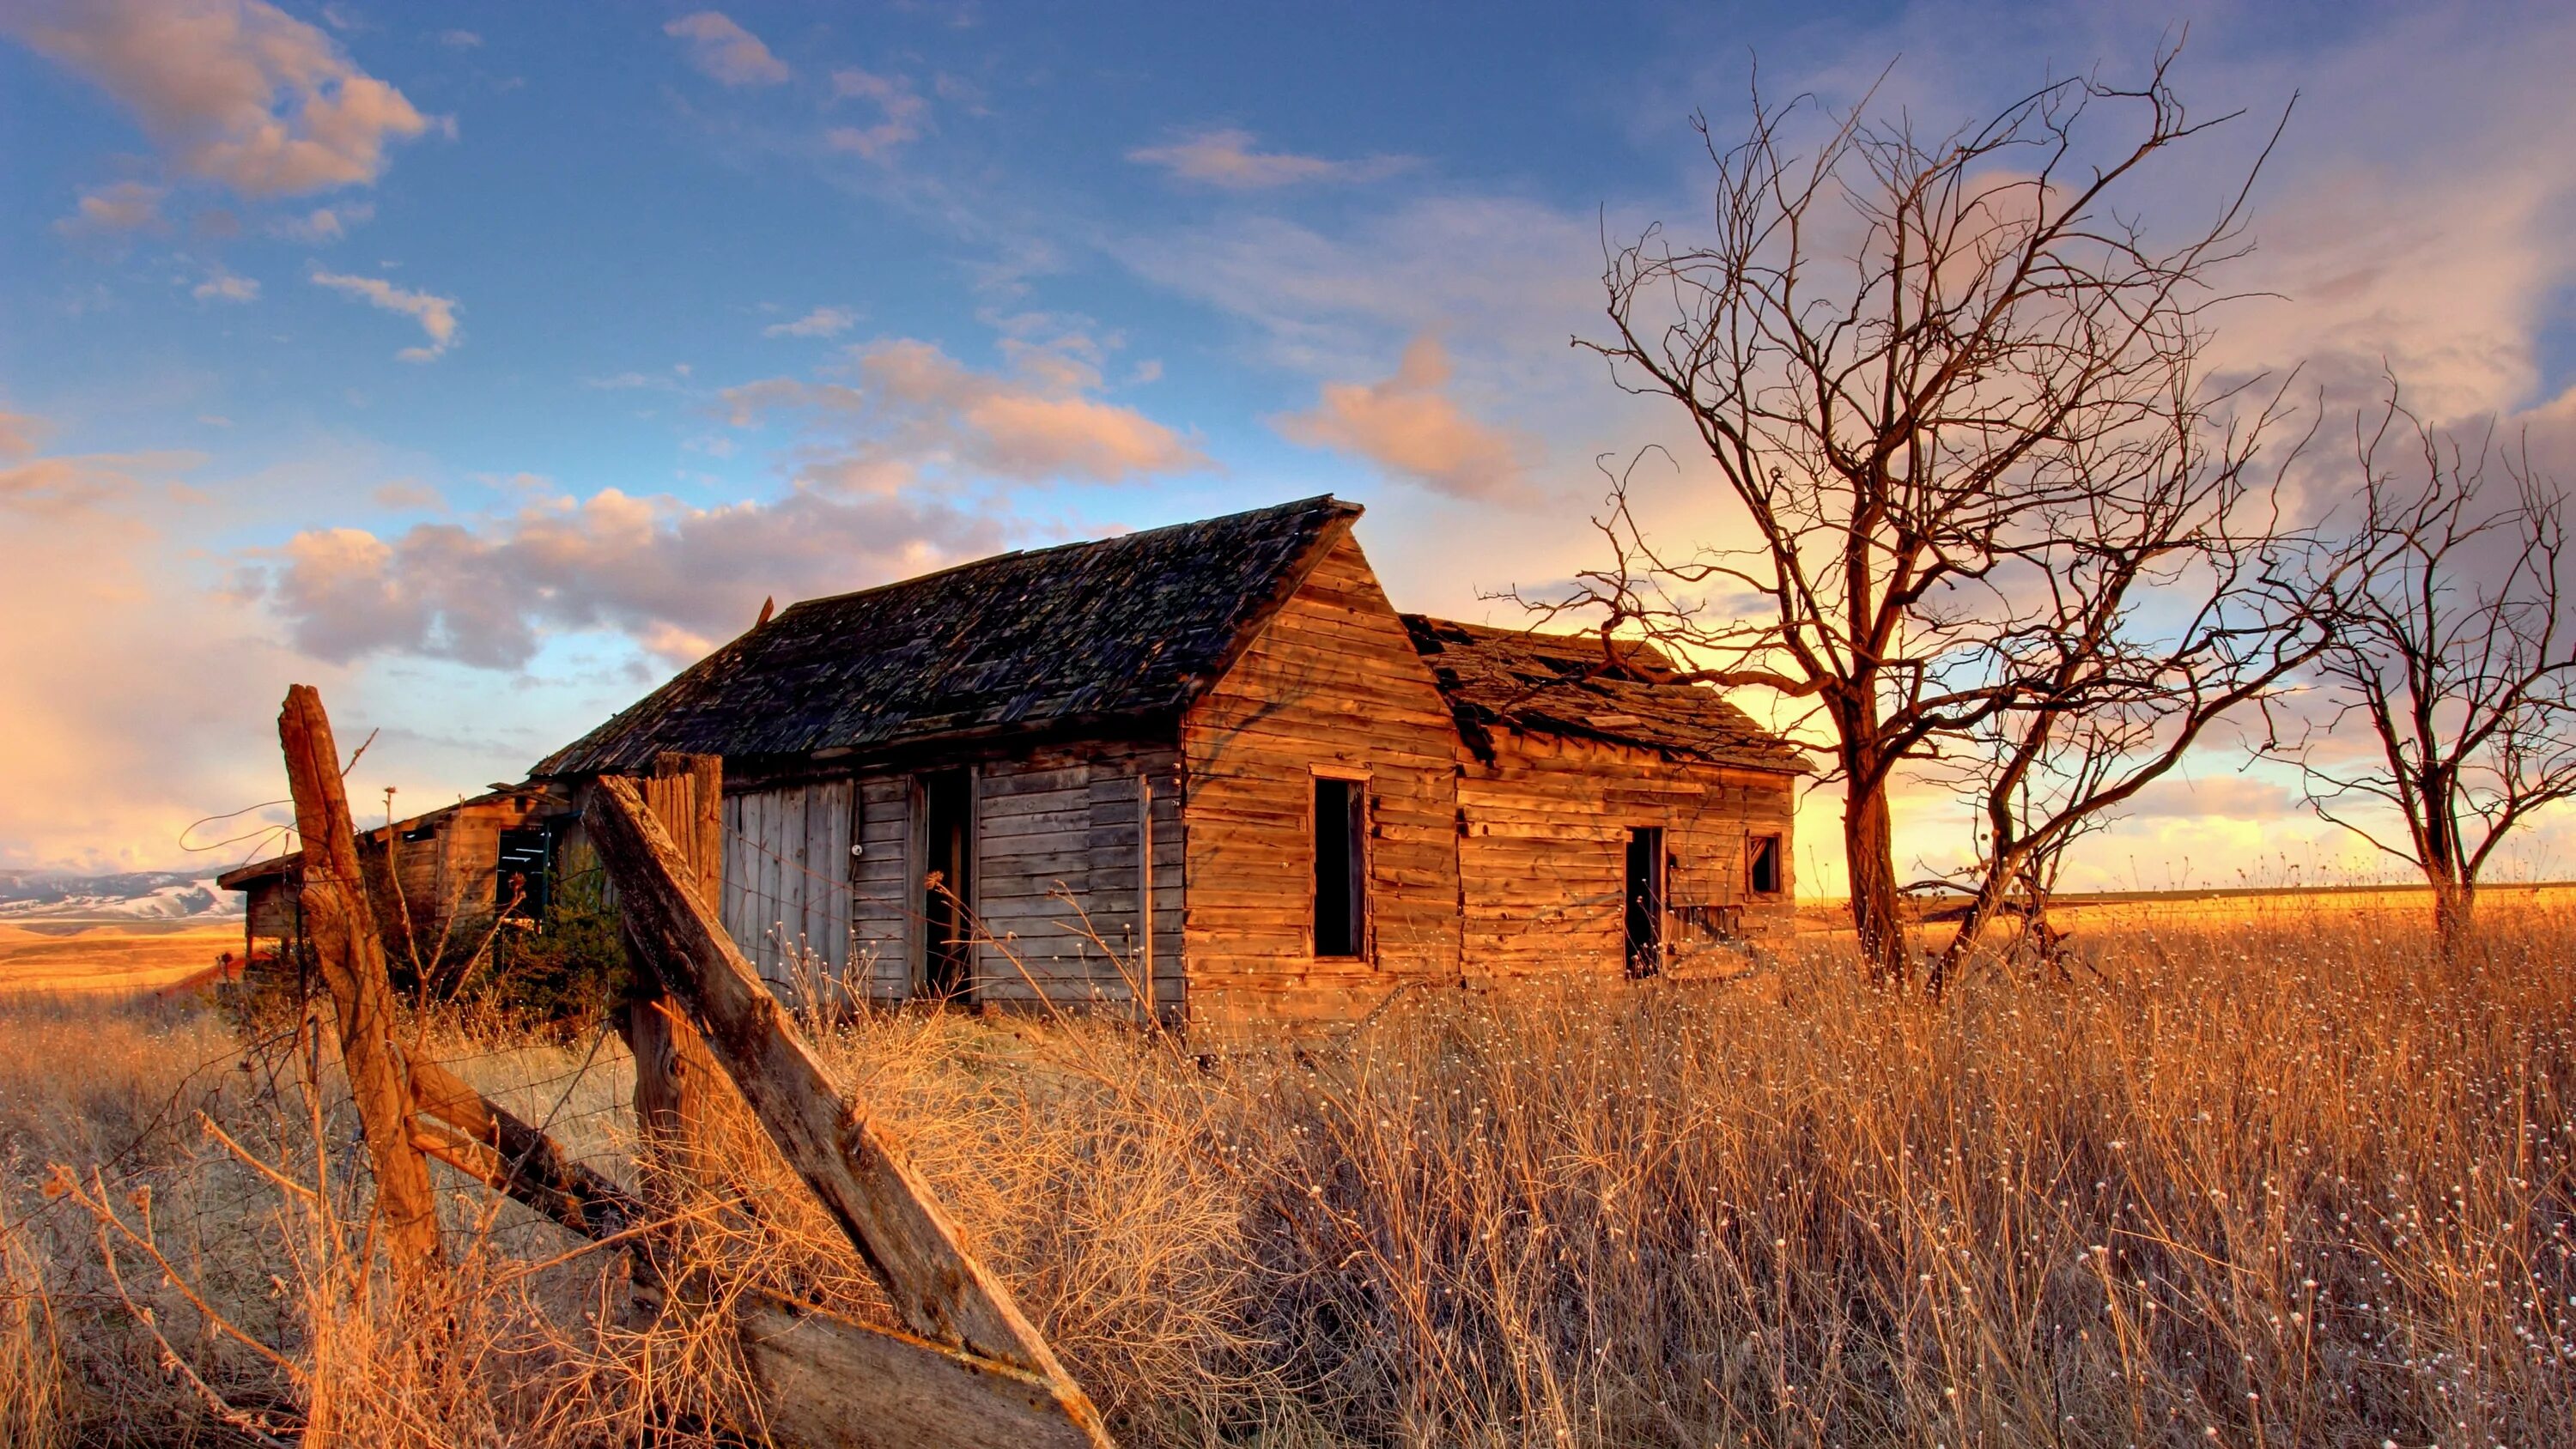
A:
531 496 1806 1032
218 787 558 966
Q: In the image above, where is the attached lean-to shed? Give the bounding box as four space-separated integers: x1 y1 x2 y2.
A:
217 787 556 967
511 494 1809 1031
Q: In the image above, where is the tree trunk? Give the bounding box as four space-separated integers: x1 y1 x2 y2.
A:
2431 873 2476 959
1844 778 1909 985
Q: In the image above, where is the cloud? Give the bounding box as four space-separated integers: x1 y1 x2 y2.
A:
721 335 1206 488
191 264 258 302
0 416 326 873
825 67 927 162
0 411 43 459
310 270 459 360
271 201 371 241
1277 335 1529 500
2117 773 2300 823
763 306 857 338
585 365 691 391
5 0 431 197
0 446 203 519
663 10 787 87
1127 128 1413 189
55 179 167 233
254 485 1008 670
437 28 480 48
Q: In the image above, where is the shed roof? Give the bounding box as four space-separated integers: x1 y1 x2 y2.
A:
1400 615 1810 773
534 495 1362 778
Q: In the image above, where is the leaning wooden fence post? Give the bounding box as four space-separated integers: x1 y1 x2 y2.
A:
625 752 732 1213
276 684 445 1284
586 775 1113 1446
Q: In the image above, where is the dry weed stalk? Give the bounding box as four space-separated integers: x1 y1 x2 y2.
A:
4 900 2573 1446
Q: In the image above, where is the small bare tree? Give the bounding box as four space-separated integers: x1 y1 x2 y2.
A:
2269 386 2576 950
1552 47 2320 982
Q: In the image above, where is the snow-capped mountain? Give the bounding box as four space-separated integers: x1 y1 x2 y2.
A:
0 870 241 921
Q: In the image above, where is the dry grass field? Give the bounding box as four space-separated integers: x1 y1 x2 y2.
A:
3 893 2573 1446
0 922 244 997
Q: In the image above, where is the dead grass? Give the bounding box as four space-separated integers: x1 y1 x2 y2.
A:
2 900 2572 1446
0 923 243 997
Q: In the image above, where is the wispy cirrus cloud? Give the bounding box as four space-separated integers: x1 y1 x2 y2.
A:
763 306 857 338
4 0 432 197
270 202 372 242
1127 128 1413 189
310 270 459 361
825 67 927 162
663 10 788 87
56 180 167 233
191 264 258 302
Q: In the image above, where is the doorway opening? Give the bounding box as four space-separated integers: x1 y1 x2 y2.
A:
920 769 974 1000
1624 826 1665 977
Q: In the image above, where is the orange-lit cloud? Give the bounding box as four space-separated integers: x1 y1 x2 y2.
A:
722 334 1206 488
6 0 430 197
1278 335 1530 500
0 418 308 873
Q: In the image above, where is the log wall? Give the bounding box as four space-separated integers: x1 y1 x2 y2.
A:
1181 533 1464 1031
1456 726 1796 978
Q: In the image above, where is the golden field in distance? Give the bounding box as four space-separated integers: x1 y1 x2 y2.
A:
0 922 246 996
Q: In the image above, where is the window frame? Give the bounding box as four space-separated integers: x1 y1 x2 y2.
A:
1309 767 1370 961
1747 832 1785 897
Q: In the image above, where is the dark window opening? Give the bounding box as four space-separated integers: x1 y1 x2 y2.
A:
1313 776 1366 958
495 825 550 919
1748 834 1783 896
402 823 438 843
1625 827 1665 977
920 769 975 999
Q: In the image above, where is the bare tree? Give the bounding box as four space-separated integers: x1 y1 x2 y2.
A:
2269 385 2576 951
1547 48 2323 983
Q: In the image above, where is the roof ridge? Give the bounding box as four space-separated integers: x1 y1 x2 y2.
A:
776 494 1356 619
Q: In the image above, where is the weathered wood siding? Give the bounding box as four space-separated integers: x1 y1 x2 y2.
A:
970 742 1184 1017
1181 533 1463 1031
729 744 1186 1014
1457 726 1795 978
720 779 856 986
362 795 545 946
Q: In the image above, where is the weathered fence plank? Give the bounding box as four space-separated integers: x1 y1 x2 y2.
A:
408 1058 639 1240
629 753 737 1214
276 684 444 1283
584 773 1112 1445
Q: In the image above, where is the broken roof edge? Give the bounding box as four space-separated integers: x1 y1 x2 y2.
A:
1399 613 1815 775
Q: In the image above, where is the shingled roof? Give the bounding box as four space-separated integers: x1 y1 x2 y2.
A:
1400 615 1809 773
534 496 1361 778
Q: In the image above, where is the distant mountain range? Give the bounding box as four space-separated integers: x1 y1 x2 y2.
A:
0 869 241 922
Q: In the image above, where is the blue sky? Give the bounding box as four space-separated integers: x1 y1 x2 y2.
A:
6 0 2575 891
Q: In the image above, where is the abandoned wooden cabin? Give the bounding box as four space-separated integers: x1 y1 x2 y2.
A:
218 786 556 966
529 494 1807 1032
